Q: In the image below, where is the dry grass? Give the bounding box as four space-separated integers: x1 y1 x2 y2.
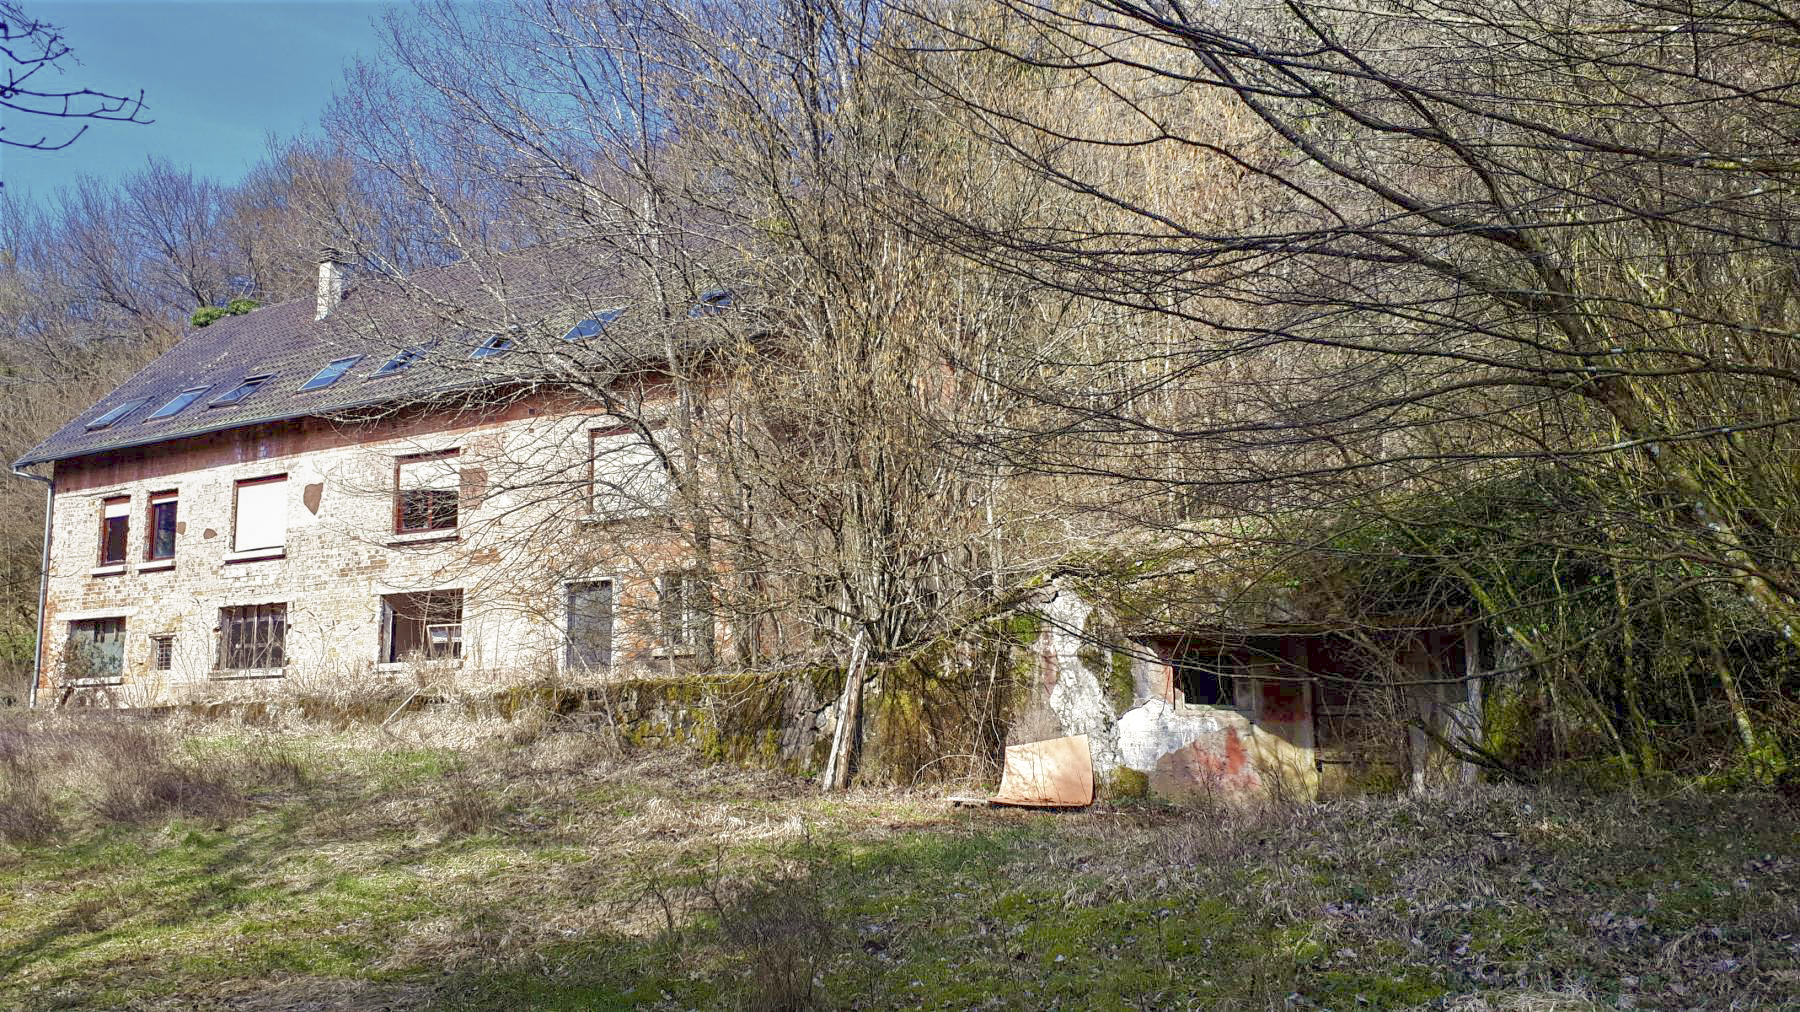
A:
0 711 311 842
0 662 29 709
0 708 1795 1011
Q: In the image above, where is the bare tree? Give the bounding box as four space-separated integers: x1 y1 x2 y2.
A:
312 0 1099 782
889 0 1800 771
0 1 148 169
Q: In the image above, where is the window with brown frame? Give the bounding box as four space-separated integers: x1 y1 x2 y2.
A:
395 450 460 533
98 496 129 565
217 603 286 671
146 491 178 560
1173 648 1245 708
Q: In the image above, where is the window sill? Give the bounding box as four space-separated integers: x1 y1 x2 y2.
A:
387 529 459 548
90 563 127 577
373 658 463 671
209 669 286 680
139 558 176 573
61 677 123 687
224 547 286 564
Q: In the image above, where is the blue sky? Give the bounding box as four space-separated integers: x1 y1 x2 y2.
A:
2 1 400 208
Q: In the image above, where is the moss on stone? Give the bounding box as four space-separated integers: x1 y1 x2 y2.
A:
1340 761 1405 796
1107 644 1137 712
1009 612 1043 647
1102 767 1149 800
1481 675 1530 761
584 671 819 770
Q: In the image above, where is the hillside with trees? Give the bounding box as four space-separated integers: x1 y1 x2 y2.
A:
2 1 1799 1007
6 0 1799 778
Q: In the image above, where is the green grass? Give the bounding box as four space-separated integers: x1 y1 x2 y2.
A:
2 713 1798 1010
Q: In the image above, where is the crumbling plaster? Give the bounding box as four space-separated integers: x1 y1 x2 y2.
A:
1028 582 1322 801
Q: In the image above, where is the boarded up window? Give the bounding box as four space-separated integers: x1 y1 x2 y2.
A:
99 497 129 564
591 428 668 516
396 451 460 533
565 580 613 670
219 604 286 670
65 617 125 681
233 477 287 552
381 590 463 662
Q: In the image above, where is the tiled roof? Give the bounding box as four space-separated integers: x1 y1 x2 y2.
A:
15 243 714 468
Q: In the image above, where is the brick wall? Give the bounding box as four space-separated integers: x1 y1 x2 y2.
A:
38 392 706 705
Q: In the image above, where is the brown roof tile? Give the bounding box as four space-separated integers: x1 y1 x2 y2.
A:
14 244 725 468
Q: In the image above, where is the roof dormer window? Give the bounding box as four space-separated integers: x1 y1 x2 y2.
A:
372 347 426 378
84 397 151 431
146 386 211 421
561 308 624 342
210 375 272 408
688 289 733 318
298 355 363 392
471 333 515 359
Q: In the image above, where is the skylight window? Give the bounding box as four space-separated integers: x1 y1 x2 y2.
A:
147 386 211 421
471 334 515 359
298 355 363 392
372 347 425 378
688 289 733 318
560 308 624 342
210 375 271 408
85 397 151 431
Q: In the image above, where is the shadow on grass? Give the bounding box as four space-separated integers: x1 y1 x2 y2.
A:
426 823 1419 1012
6 746 1800 1012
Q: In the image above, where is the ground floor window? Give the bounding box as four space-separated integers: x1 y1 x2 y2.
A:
150 634 174 671
219 604 287 671
565 580 613 670
658 570 706 651
381 590 463 662
65 617 125 681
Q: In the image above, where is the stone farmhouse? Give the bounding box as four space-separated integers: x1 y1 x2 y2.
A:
12 246 727 708
12 244 1484 800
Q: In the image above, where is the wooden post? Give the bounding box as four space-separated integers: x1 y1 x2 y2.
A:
821 631 867 792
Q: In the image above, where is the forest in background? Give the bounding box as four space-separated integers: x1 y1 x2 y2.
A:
4 0 1800 787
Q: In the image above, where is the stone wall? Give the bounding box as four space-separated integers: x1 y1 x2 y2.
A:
38 391 702 705
582 669 840 771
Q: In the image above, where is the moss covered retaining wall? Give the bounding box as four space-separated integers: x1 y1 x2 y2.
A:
576 670 844 772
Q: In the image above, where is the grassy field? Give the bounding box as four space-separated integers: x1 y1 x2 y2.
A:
1 709 1797 1011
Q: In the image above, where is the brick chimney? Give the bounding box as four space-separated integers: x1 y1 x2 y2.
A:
315 247 350 321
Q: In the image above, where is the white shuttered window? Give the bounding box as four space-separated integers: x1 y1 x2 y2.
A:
591 428 669 517
233 477 287 551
